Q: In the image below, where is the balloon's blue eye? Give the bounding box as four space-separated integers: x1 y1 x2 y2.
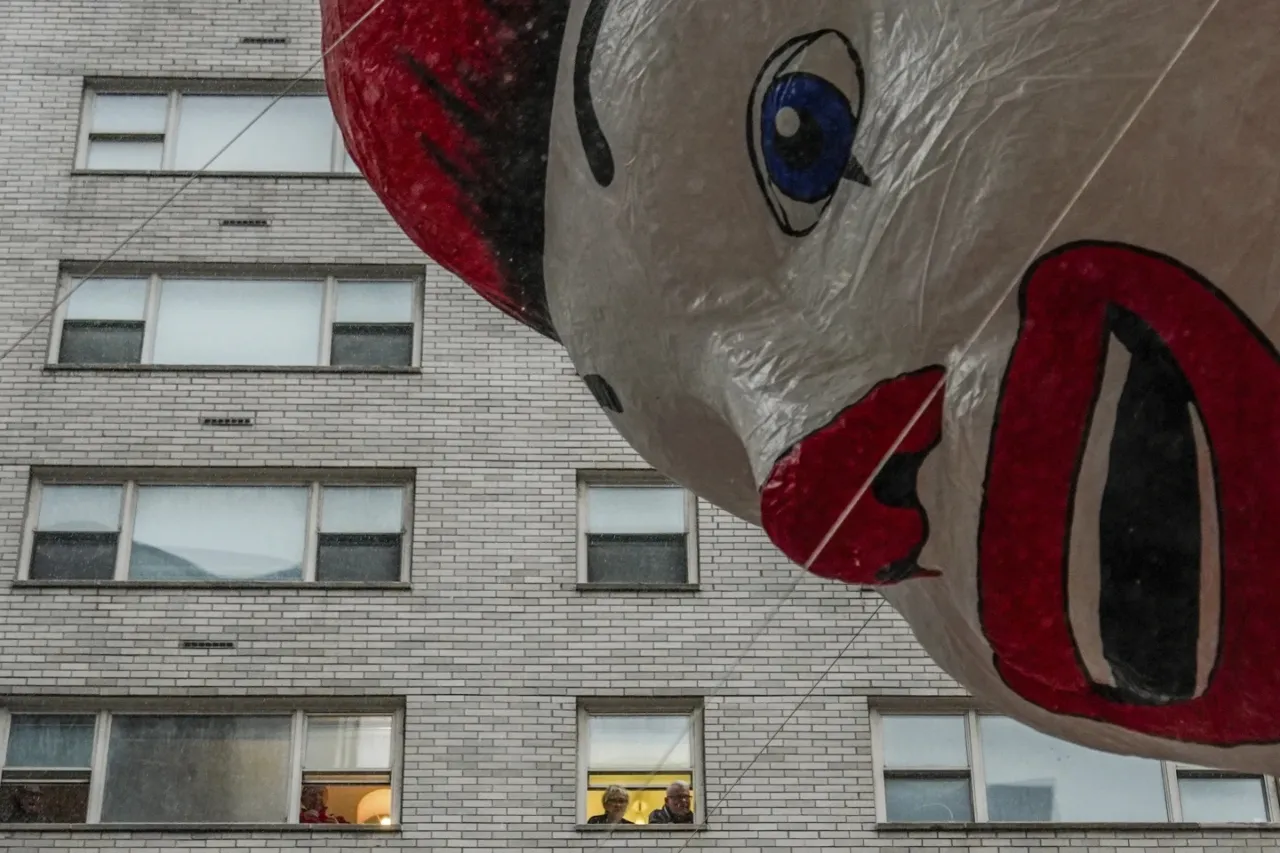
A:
748 30 868 237
761 72 856 204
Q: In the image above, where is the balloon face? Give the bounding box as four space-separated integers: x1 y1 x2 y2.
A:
324 0 1280 770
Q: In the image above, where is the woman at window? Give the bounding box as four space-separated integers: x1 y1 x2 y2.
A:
586 785 633 824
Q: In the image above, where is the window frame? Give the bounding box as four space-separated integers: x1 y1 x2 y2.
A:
576 698 705 829
75 81 361 176
576 471 699 590
18 470 414 586
870 708 1280 826
47 267 424 371
0 703 402 828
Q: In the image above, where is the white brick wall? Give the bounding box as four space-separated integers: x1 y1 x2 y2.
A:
1 1 1277 850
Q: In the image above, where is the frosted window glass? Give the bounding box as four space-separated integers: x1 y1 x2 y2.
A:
587 715 691 771
1179 777 1267 823
981 716 1168 822
304 716 393 770
320 487 403 533
37 486 122 532
335 282 414 323
586 487 685 534
173 95 334 172
64 278 147 321
152 279 323 365
91 95 168 134
881 715 969 769
85 140 163 170
129 486 308 581
101 715 290 823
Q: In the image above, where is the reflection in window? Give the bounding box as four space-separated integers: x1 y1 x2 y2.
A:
583 483 690 584
0 709 401 826
81 88 354 174
302 716 395 825
25 478 409 584
0 715 95 824
29 485 122 580
876 711 1277 824
55 274 418 368
582 710 698 825
129 486 308 582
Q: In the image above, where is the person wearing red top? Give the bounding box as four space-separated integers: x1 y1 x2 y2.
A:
299 785 349 824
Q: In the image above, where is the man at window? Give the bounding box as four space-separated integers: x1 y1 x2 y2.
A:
299 785 348 824
586 784 633 825
647 781 694 824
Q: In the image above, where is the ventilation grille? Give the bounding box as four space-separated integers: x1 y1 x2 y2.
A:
200 415 255 428
179 640 235 650
218 218 270 228
240 36 289 45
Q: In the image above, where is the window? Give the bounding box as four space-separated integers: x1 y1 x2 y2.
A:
51 273 419 368
578 702 702 826
874 710 1278 824
0 708 398 826
579 474 696 586
78 86 360 174
22 475 410 584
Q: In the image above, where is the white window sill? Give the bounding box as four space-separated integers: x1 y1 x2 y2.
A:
0 823 399 833
575 823 705 832
13 580 412 591
878 821 1280 832
43 363 421 375
70 169 366 180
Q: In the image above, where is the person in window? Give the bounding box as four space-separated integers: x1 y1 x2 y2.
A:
3 786 49 824
647 781 694 824
586 784 633 824
299 784 349 824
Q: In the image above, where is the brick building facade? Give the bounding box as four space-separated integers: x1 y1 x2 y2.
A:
0 1 1277 850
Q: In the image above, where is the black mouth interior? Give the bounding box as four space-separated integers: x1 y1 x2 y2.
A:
871 449 933 582
1093 304 1203 705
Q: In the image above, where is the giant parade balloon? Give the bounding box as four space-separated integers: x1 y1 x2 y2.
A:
321 0 1280 771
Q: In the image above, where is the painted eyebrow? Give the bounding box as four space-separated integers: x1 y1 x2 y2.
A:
574 0 615 186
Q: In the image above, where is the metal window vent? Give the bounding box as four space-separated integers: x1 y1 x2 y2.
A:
179 639 235 650
218 218 271 228
240 36 290 45
200 415 255 428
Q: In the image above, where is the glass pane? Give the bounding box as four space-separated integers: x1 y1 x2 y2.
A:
152 279 323 366
59 322 144 365
37 486 121 531
881 715 969 769
129 486 307 581
91 94 168 134
101 715 291 823
64 279 147 321
320 487 403 533
31 532 118 580
336 283 414 323
587 535 687 584
1179 777 1268 823
304 716 393 770
85 140 163 170
586 487 686 534
330 326 413 367
587 715 691 771
981 716 1169 822
6 716 95 767
585 772 694 826
315 536 402 583
0 782 89 824
173 95 334 172
301 783 390 825
885 778 973 822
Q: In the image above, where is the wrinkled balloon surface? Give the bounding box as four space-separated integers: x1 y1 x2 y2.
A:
322 0 1280 771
